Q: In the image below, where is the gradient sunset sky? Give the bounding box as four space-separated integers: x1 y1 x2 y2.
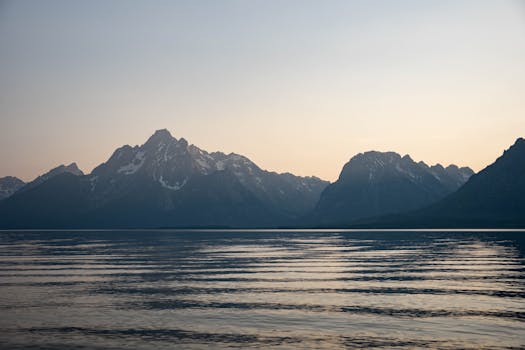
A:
1 0 524 182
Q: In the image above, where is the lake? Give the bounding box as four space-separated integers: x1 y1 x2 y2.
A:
0 230 524 349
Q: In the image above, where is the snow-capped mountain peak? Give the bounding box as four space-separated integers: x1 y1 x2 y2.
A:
87 129 329 217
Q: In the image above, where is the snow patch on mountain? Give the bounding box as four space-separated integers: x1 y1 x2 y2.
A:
159 175 187 191
118 151 145 175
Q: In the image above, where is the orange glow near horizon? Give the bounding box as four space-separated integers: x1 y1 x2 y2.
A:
1 1 524 182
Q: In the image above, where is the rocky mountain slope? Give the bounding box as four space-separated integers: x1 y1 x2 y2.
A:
364 138 525 228
311 151 473 226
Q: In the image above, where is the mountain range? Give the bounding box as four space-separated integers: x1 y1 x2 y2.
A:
0 130 523 228
0 130 328 228
354 137 525 228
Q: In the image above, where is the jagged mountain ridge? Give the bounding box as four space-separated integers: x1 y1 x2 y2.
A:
0 163 83 200
19 163 84 193
311 150 473 226
362 137 525 228
89 129 328 217
0 129 328 228
8 129 520 229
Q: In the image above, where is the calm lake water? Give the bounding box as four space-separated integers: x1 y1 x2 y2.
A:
0 230 524 349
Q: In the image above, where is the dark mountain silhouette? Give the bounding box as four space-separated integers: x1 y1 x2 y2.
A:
361 137 525 228
18 163 84 192
0 163 83 200
2 131 522 229
0 129 328 228
0 176 25 200
310 151 473 226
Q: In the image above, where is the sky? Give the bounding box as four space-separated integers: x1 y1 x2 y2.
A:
1 0 524 182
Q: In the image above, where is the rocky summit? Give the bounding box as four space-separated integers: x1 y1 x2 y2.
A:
0 129 328 228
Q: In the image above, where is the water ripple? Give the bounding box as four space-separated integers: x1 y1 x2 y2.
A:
0 230 524 349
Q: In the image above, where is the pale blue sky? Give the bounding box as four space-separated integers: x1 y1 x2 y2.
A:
1 0 524 181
